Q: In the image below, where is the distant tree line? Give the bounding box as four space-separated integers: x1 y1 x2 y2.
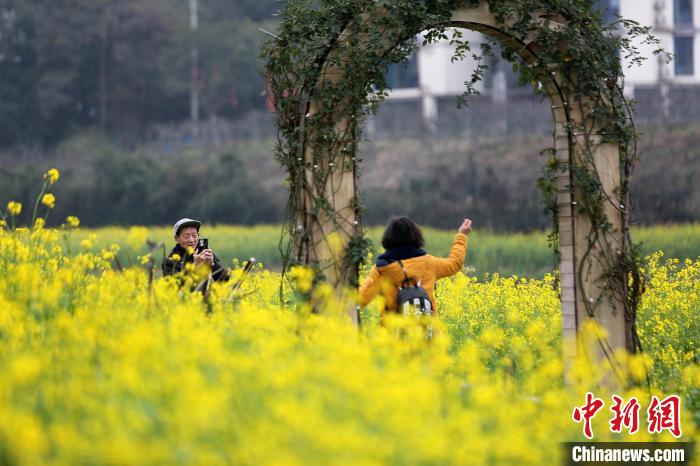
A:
358 123 700 231
0 0 278 147
1 121 696 230
0 143 281 226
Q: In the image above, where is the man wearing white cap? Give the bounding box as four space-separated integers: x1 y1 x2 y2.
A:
162 218 229 282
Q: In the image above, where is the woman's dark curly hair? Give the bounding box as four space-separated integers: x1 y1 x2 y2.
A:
381 216 425 250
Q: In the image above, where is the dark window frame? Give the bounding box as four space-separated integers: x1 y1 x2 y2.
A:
386 53 420 89
674 0 693 25
674 35 695 76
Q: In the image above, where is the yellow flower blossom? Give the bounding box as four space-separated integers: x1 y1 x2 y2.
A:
7 201 22 216
33 218 45 230
101 250 116 261
44 168 60 185
170 253 181 262
66 216 80 228
41 193 56 209
288 266 314 292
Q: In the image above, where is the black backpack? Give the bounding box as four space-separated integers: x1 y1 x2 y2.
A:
396 260 433 316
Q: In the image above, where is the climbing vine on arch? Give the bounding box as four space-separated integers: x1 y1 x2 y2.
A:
263 0 669 351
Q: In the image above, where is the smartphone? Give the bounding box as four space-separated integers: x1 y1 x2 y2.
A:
196 238 209 253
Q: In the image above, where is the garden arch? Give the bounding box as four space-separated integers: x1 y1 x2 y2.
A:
265 0 653 361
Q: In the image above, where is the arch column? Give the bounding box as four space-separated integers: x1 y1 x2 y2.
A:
553 101 629 357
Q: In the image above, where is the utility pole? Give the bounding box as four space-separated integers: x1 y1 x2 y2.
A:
654 0 671 122
190 0 199 141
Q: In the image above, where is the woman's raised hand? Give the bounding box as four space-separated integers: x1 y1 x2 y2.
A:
458 218 473 235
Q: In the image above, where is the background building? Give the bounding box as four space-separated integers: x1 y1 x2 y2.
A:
378 0 700 133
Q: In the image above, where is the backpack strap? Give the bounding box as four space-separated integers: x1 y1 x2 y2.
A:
397 259 414 288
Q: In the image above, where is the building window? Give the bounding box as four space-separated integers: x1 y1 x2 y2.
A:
674 0 693 25
386 53 419 89
674 36 694 75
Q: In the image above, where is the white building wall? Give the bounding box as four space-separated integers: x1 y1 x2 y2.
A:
417 29 485 96
620 0 667 88
386 1 700 115
621 0 700 90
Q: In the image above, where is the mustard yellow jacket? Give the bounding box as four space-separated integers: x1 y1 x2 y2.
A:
359 233 468 316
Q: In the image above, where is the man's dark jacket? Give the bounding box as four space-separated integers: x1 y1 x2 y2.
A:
162 244 230 282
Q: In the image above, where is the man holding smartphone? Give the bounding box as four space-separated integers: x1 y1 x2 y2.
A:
162 218 230 282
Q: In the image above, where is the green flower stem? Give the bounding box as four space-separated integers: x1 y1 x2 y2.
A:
31 180 49 227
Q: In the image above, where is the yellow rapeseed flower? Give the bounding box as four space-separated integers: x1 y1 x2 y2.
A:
289 266 314 292
44 168 61 184
41 193 56 209
7 201 22 216
44 168 60 184
33 218 45 230
170 253 181 262
66 216 80 228
10 354 42 384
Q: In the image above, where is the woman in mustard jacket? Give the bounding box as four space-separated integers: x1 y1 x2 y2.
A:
359 216 472 318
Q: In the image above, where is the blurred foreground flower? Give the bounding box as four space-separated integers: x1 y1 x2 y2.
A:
289 266 314 292
41 194 55 209
65 216 80 228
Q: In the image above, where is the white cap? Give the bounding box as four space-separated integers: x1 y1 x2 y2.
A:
173 218 202 237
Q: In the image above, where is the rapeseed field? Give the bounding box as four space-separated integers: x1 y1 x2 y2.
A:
1 173 698 465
